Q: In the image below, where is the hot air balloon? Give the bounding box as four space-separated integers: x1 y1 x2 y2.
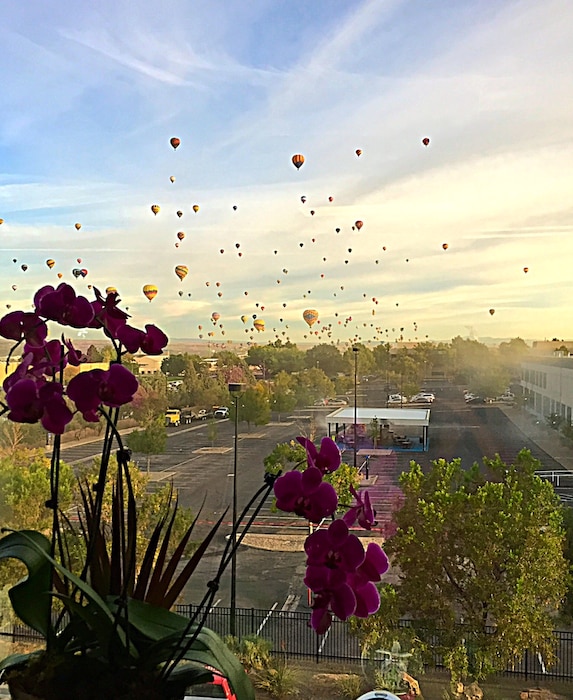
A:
170 137 181 150
80 269 88 278
46 259 55 269
170 176 176 183
151 205 160 215
11 285 17 291
0 219 3 225
442 243 449 250
291 154 305 170
241 315 248 324
211 312 220 324
106 286 118 295
254 319 265 332
57 273 63 279
72 269 82 278
301 196 307 204
21 265 28 272
310 210 315 216
355 220 363 230
177 210 183 218
175 265 188 281
489 308 495 316
355 149 362 157
177 231 185 241
143 284 158 302
523 267 529 273
192 205 199 213
303 309 319 327
422 137 430 146
74 223 82 231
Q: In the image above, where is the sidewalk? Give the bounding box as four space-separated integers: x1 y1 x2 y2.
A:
499 405 573 472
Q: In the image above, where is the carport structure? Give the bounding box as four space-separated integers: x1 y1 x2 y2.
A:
325 406 431 451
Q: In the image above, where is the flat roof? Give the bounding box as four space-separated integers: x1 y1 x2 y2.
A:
326 406 430 427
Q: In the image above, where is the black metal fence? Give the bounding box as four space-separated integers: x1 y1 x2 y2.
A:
4 605 573 682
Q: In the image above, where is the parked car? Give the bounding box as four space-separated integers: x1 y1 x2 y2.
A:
213 407 229 418
326 397 348 406
313 398 328 406
410 393 434 403
388 394 408 405
185 668 237 700
196 409 209 420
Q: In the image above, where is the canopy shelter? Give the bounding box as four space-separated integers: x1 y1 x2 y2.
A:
326 407 431 451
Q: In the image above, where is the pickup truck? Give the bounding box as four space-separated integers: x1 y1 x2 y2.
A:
165 409 181 426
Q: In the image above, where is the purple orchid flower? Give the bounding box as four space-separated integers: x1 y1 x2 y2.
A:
343 486 376 530
0 311 48 347
274 467 338 522
67 364 139 422
5 377 73 434
34 284 95 328
296 436 341 474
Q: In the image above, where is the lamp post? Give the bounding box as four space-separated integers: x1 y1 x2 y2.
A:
228 382 243 637
353 346 359 469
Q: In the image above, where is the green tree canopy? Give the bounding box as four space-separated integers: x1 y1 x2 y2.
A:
305 344 345 376
126 417 167 474
388 450 569 681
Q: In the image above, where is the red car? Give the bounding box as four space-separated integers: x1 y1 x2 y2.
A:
184 669 237 700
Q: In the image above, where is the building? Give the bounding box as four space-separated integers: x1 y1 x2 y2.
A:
521 357 573 424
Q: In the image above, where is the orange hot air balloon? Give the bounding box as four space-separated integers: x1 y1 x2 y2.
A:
254 319 265 332
192 205 199 213
177 231 185 241
170 137 181 150
303 309 319 327
355 149 362 157
57 273 63 279
74 223 82 231
46 259 55 269
422 137 430 146
0 219 3 224
211 312 220 324
355 220 363 230
175 265 188 281
442 243 449 250
523 267 529 273
106 286 118 295
291 154 305 170
489 308 495 316
151 205 160 215
143 284 158 302
241 315 249 323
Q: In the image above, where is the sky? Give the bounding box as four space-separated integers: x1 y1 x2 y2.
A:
1 0 572 349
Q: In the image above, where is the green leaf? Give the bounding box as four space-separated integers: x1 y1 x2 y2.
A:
0 530 52 636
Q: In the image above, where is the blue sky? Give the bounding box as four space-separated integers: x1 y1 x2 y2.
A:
1 0 572 348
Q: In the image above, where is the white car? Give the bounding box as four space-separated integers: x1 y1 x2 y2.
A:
213 407 229 418
388 394 408 405
326 397 348 406
410 392 434 403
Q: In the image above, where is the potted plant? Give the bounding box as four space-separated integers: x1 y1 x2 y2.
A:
0 283 390 698
0 284 273 699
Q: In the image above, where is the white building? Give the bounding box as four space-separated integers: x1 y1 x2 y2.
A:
521 357 573 424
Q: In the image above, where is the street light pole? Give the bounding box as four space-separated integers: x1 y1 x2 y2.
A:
353 346 359 469
228 382 243 637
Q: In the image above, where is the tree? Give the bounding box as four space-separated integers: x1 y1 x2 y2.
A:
233 383 270 429
161 353 188 377
388 450 568 682
305 344 345 376
290 368 334 407
126 417 167 474
270 371 297 420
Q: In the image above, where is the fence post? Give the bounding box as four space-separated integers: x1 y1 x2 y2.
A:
251 608 255 635
524 647 529 681
315 630 320 665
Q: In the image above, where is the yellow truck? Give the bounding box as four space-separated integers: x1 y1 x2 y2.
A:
164 409 181 427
